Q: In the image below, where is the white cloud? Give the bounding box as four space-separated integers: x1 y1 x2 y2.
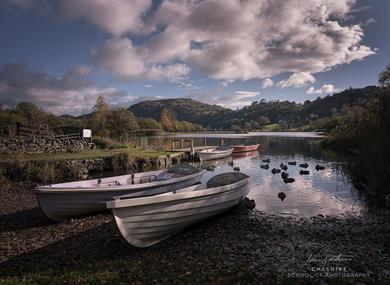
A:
277 72 316 88
0 63 134 115
262 78 274 88
143 84 153 88
189 90 260 109
60 0 152 37
307 84 339 95
85 0 375 84
91 38 145 79
146 64 190 82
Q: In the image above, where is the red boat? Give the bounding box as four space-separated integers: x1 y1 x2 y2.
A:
232 144 260 153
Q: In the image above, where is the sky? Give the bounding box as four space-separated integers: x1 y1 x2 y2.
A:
0 0 389 115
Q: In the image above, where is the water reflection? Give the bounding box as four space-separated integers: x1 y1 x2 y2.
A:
168 135 365 217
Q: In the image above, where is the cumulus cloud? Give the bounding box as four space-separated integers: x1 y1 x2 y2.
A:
60 0 152 37
0 63 135 115
262 78 274 88
92 37 192 86
189 90 260 109
85 0 374 83
307 84 339 95
91 38 145 79
277 72 316 88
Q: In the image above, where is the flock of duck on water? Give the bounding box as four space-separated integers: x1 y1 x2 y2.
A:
226 157 326 202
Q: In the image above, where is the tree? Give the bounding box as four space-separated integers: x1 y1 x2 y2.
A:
160 108 175 131
138 117 163 130
378 64 390 87
256 116 270 126
90 96 109 136
108 108 139 141
14 102 47 127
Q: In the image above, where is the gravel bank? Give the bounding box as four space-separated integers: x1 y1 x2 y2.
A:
1 183 390 284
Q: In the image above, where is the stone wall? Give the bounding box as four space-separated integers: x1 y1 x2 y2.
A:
0 137 91 154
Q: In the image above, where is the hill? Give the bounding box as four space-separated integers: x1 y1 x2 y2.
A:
128 86 380 130
128 98 230 128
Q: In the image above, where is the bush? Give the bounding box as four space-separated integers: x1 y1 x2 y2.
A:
93 137 126 149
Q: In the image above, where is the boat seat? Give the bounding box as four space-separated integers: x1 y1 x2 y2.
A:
127 175 157 185
95 180 120 187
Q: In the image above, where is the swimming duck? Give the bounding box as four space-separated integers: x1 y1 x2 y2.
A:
228 161 234 167
271 168 281 174
280 163 288 171
260 164 269 169
299 163 309 168
283 177 295 183
315 164 325 171
278 192 286 201
233 167 240 172
281 172 289 179
288 161 297 165
262 158 270 163
300 170 310 175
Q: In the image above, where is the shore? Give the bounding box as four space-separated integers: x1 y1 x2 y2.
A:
1 183 390 284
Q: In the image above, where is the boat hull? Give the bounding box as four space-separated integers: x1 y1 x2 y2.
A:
108 174 249 247
198 148 233 161
232 144 259 153
34 170 204 221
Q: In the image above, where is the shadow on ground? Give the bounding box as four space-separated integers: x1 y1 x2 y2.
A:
0 207 57 232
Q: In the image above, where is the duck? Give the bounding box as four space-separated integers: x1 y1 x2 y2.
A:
300 170 310 175
280 163 288 171
281 172 289 179
228 161 234 167
315 164 325 171
278 192 286 201
271 168 281 174
262 158 270 163
288 161 297 165
299 163 309 168
283 177 295 183
233 167 240 172
260 164 269 169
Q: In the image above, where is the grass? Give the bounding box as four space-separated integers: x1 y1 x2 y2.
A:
0 146 171 162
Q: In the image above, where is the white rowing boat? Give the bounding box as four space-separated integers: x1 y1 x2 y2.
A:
107 172 250 248
198 146 234 161
33 165 205 221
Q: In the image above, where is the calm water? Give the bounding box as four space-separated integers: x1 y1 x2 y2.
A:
150 133 365 217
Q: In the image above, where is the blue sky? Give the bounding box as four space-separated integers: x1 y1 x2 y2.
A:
0 0 389 115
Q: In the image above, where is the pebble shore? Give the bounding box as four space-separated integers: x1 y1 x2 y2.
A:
1 182 390 284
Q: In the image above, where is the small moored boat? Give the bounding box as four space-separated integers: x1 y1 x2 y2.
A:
198 146 234 161
34 165 205 221
107 172 250 247
232 144 259 153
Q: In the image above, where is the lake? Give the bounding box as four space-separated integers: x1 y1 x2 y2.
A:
149 132 365 217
